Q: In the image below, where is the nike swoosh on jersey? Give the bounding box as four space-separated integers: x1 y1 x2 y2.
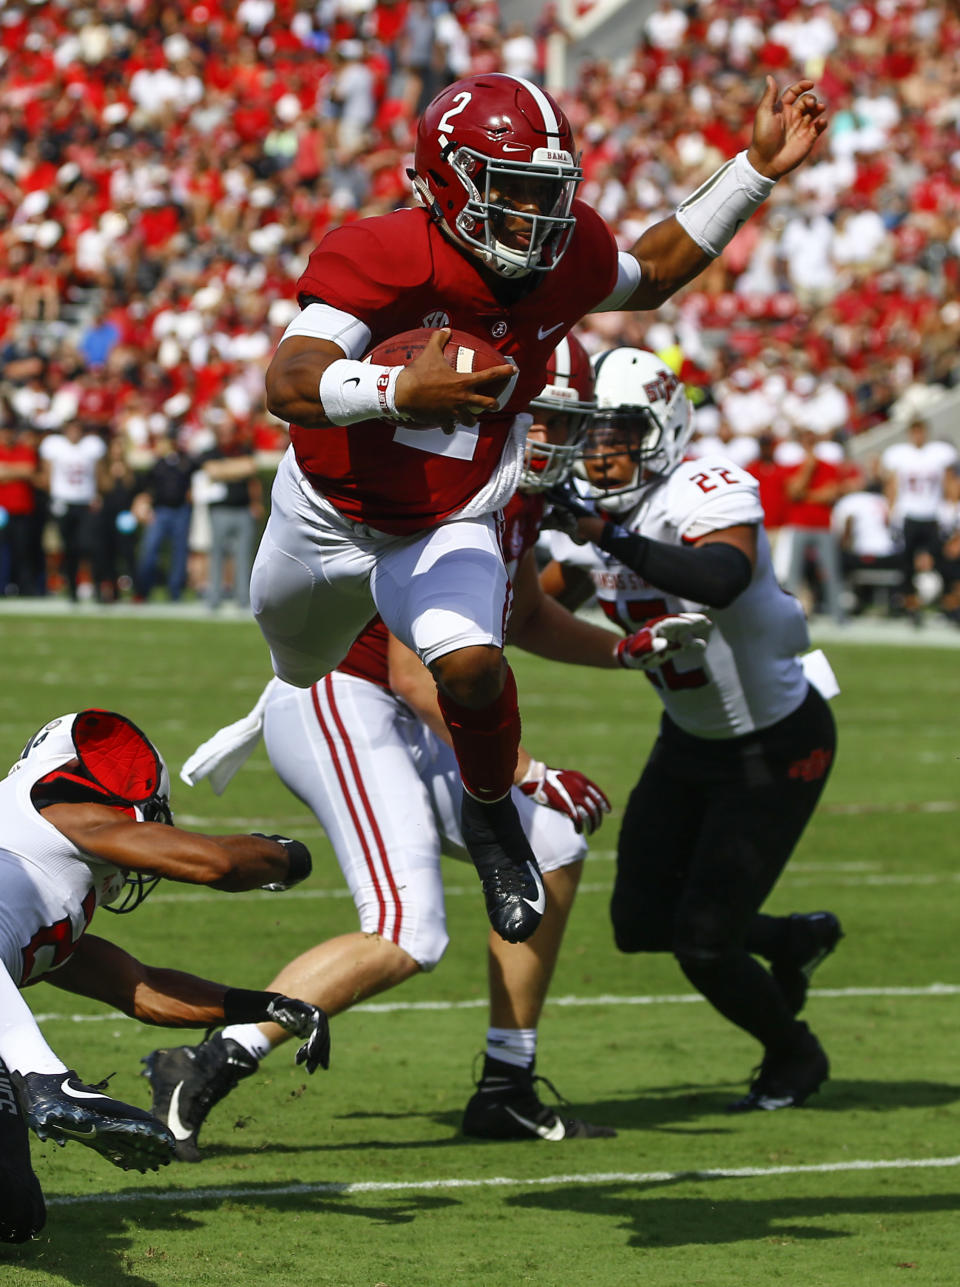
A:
522 863 546 916
166 1082 194 1141
537 323 563 340
344 377 360 388
504 1105 567 1140
60 1078 110 1100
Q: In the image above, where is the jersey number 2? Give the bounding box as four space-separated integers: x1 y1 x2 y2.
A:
392 422 479 461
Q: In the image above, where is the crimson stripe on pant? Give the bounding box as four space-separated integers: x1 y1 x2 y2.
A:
310 676 403 943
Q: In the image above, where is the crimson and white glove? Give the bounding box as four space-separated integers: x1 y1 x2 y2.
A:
518 760 611 835
616 612 713 671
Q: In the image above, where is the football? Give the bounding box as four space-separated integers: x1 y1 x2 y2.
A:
366 327 519 413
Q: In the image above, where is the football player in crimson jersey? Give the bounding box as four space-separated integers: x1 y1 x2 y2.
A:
542 348 843 1113
0 709 329 1244
250 70 828 949
142 336 712 1152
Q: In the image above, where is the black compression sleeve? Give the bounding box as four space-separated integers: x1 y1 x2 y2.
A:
222 988 283 1025
597 522 753 608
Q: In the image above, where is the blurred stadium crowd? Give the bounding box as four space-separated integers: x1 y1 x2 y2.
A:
0 0 959 617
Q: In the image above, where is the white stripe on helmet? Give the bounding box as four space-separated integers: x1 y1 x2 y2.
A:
508 75 561 151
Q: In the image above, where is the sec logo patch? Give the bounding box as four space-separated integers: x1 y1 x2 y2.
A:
422 310 450 328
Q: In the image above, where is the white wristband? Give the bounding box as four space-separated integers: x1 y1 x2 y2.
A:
318 359 401 425
675 150 776 258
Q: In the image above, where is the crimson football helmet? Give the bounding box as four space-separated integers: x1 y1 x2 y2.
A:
577 348 694 513
411 73 582 278
14 709 173 913
521 333 596 492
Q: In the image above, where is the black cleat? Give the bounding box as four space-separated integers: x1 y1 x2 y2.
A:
461 793 545 944
141 1034 257 1162
463 1055 617 1141
0 1060 45 1243
11 1069 174 1173
770 911 844 1014
727 1024 829 1113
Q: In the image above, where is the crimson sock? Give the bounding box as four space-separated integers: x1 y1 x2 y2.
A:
437 666 521 802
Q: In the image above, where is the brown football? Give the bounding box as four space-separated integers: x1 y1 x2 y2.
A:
366 327 519 412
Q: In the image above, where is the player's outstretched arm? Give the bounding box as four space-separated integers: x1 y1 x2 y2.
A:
616 77 828 311
39 803 309 892
48 937 330 1071
507 549 621 668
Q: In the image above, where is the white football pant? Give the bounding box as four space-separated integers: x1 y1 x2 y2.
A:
262 675 587 970
250 448 511 686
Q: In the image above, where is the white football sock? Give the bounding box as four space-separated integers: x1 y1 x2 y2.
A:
220 1022 272 1061
0 964 67 1076
486 1027 537 1069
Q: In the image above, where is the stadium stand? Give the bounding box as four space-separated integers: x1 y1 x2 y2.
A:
0 0 958 614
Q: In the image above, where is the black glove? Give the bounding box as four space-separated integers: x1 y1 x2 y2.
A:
265 996 331 1073
542 479 598 544
251 833 312 891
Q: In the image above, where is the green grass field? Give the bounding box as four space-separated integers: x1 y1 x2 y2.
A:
1 611 959 1287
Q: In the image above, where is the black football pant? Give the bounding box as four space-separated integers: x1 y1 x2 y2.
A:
611 685 837 1054
900 517 943 599
0 1058 45 1243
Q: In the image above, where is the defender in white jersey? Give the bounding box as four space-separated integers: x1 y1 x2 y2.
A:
881 418 959 620
543 348 842 1113
0 709 329 1244
143 338 712 1155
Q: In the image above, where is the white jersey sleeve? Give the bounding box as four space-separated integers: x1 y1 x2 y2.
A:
664 456 765 542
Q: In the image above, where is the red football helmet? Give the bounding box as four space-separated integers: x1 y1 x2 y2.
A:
411 74 582 279
521 333 596 492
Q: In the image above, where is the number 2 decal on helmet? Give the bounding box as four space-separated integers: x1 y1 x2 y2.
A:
410 74 582 279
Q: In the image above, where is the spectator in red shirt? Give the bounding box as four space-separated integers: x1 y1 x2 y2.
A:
0 423 40 596
746 431 791 550
773 428 847 623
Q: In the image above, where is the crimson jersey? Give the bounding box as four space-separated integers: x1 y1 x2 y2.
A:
338 490 546 689
289 204 617 533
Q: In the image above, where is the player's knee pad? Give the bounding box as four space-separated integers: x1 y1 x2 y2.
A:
610 903 672 954
396 918 450 972
355 875 450 972
673 920 737 977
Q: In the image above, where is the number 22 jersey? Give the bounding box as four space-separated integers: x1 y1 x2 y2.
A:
547 455 811 738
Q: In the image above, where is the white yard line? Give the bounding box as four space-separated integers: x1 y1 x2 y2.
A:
46 1153 960 1207
171 800 960 829
32 982 960 1025
144 867 960 905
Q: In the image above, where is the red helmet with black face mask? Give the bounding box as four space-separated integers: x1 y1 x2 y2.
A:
411 74 582 279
